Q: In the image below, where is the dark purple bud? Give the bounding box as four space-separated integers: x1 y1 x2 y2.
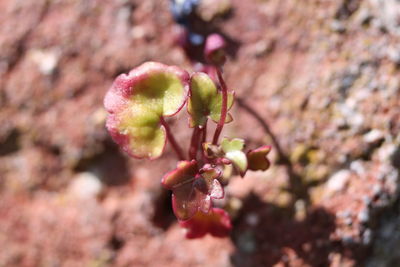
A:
170 0 200 26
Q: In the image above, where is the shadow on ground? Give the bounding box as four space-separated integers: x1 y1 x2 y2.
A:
230 193 367 266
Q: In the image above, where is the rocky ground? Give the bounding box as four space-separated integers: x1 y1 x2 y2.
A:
1 0 400 266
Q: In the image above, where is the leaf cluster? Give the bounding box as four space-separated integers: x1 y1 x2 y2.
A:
104 60 271 239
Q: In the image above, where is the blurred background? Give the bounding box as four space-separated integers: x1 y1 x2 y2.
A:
1 0 400 266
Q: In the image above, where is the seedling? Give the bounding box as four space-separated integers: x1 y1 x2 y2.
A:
104 38 271 239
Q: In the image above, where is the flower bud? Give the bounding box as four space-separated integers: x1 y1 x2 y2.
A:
204 33 226 66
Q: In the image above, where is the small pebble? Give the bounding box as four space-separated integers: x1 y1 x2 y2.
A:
245 213 259 226
326 170 351 194
28 49 59 75
362 229 373 245
68 172 103 199
362 196 372 206
249 40 273 58
330 20 346 33
358 209 370 223
355 8 372 26
387 47 400 65
342 235 355 245
350 160 366 176
337 210 352 219
372 184 383 197
343 217 353 226
363 129 384 144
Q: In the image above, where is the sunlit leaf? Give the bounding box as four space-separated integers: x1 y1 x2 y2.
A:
221 137 248 176
188 72 234 127
104 62 189 159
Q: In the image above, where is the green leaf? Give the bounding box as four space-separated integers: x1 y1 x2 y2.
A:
188 72 234 127
221 138 248 176
209 91 234 123
105 62 189 159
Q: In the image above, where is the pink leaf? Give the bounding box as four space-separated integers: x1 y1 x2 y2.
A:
104 62 190 159
162 161 224 220
179 208 232 239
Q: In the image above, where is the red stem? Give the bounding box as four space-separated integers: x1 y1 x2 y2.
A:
160 118 185 160
189 127 201 160
201 121 208 163
202 121 207 144
212 67 228 145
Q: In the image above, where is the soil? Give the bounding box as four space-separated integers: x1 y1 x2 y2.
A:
1 0 400 266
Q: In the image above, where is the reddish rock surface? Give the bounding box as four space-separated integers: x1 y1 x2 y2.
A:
1 0 400 266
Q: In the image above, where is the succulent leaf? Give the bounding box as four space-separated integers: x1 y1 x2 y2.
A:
247 145 271 171
221 138 248 176
104 62 189 159
188 72 234 127
162 160 198 189
209 91 234 123
198 165 224 199
162 161 223 220
179 207 232 239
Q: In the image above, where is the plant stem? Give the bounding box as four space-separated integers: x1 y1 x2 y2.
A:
235 98 288 164
236 97 310 204
160 117 185 160
201 121 208 163
212 67 228 145
189 127 201 160
202 121 207 144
